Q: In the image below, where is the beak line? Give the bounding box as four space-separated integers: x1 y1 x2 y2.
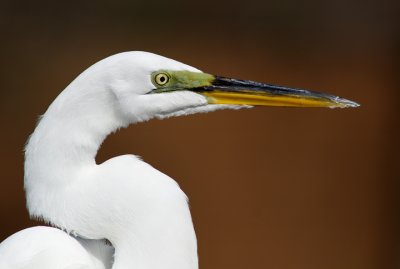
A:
193 76 359 108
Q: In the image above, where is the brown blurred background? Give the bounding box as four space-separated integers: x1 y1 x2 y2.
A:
0 0 399 268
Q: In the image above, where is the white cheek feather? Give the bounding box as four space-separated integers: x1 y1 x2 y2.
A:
155 103 251 119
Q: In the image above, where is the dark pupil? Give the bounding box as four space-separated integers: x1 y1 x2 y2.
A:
160 76 166 82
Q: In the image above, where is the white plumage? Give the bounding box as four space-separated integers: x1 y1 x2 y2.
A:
1 52 232 269
0 51 357 269
0 226 113 269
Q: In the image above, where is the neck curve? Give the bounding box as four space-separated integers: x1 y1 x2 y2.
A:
24 62 203 269
24 72 199 269
25 69 127 188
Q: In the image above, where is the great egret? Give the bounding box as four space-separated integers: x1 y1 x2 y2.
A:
0 51 358 269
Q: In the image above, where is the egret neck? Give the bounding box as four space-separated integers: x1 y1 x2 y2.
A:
24 54 202 269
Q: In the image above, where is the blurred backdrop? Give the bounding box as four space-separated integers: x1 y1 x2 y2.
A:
0 1 399 268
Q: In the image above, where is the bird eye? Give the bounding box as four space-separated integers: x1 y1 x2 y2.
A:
154 73 169 86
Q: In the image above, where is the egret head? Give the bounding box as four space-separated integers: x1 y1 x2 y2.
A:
75 51 359 123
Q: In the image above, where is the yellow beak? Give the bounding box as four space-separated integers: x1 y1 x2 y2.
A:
195 76 359 108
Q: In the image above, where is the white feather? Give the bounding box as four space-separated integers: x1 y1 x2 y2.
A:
1 51 252 269
0 227 113 269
